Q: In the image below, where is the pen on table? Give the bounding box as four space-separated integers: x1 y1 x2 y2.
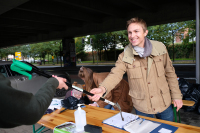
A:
59 108 67 113
139 118 145 125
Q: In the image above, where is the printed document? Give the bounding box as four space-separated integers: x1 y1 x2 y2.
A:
123 118 160 133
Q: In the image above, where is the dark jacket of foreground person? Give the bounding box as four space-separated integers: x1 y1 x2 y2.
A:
0 73 58 128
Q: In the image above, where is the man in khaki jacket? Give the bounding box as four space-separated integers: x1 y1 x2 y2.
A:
89 17 183 121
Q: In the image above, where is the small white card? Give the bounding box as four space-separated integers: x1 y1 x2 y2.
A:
158 128 172 133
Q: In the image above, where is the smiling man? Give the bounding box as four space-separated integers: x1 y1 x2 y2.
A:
89 17 183 122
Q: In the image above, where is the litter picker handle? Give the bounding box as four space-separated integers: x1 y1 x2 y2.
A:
31 67 115 105
72 85 115 106
83 89 105 102
31 68 52 78
83 90 115 106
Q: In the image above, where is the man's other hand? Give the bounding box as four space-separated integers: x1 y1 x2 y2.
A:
173 99 183 112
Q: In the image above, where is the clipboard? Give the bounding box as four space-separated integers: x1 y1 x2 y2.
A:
102 112 178 133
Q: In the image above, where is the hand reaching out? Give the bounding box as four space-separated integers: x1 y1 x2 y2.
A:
88 86 106 102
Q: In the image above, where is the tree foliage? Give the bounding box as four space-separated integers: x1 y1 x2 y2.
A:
29 40 61 63
75 36 88 61
74 36 85 53
88 31 128 61
0 40 62 62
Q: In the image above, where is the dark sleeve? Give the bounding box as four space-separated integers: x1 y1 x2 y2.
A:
0 73 59 128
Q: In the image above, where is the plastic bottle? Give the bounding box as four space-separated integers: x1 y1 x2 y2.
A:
74 104 87 132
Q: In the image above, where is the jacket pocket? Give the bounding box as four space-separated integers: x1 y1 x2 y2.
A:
127 61 142 79
127 61 144 99
154 56 165 77
129 90 145 99
160 87 171 106
129 89 147 112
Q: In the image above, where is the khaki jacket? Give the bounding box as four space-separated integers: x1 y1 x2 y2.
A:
101 40 182 114
90 72 133 113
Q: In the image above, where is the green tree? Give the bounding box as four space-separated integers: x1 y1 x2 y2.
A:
118 30 129 47
89 33 106 61
147 24 172 46
75 37 88 61
75 37 85 53
0 48 8 60
147 21 188 61
29 40 61 64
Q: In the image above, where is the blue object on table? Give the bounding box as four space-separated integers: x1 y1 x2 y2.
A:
139 118 145 125
150 123 178 133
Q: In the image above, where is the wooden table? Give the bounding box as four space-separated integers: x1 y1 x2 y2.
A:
35 105 200 133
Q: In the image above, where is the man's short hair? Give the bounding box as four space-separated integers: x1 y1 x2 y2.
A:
126 17 147 32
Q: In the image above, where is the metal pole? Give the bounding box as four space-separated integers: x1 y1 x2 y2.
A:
114 35 116 61
97 48 98 65
172 31 175 62
193 32 194 63
196 0 200 83
60 41 62 67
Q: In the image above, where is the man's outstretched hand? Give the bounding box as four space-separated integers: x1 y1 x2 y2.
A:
88 86 106 101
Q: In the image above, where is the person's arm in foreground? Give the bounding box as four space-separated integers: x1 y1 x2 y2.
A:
0 73 68 128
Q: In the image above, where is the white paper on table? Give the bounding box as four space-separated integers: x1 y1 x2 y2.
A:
123 119 161 133
48 98 63 110
103 112 139 129
158 128 172 133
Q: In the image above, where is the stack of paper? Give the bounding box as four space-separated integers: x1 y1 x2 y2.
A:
48 98 63 110
123 118 160 133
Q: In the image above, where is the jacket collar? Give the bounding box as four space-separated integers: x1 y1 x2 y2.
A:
122 40 167 64
122 44 135 64
150 40 167 56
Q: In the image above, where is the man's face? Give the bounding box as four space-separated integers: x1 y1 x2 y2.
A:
127 23 148 48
